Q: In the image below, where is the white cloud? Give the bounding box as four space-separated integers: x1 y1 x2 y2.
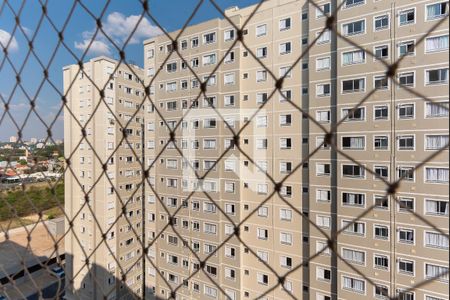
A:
9 102 28 110
74 12 162 55
0 29 19 52
102 12 162 44
74 39 111 56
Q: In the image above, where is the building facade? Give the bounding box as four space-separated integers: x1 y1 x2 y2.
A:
64 57 146 299
143 0 448 299
64 0 448 299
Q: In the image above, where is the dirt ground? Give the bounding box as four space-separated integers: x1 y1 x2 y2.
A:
0 221 64 276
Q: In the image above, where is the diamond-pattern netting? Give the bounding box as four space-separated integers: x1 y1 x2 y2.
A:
0 0 448 299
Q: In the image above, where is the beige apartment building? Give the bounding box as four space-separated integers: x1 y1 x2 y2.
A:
64 0 448 300
142 0 448 299
64 57 147 299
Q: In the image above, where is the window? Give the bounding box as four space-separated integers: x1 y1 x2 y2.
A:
374 254 389 269
343 107 365 121
280 208 292 221
375 285 389 299
342 276 365 293
316 215 331 228
342 248 365 265
344 0 364 8
343 165 365 178
374 166 389 180
279 89 292 101
203 202 216 213
317 189 331 202
279 18 291 30
256 70 267 82
342 136 365 149
426 68 449 85
426 2 448 20
146 48 154 58
224 95 235 106
425 231 449 249
203 32 216 44
317 29 331 43
316 110 331 123
256 93 268 104
374 15 389 30
342 20 365 36
280 162 292 173
256 138 268 149
225 203 235 214
342 192 365 206
316 57 331 70
426 264 449 282
317 267 331 281
398 104 414 119
374 76 388 90
398 259 414 275
224 51 235 63
166 62 177 73
398 135 414 150
342 78 365 93
203 139 217 149
280 256 292 268
425 199 449 215
316 3 331 18
398 228 414 244
375 45 389 59
398 40 414 56
166 82 177 92
426 135 449 151
398 167 414 181
204 223 217 234
191 57 199 68
203 53 217 65
224 73 235 85
399 9 415 25
257 183 268 194
316 241 331 256
316 163 331 176
426 101 449 117
256 46 268 58
374 136 388 150
204 285 218 298
397 290 415 300
257 228 268 240
280 114 292 126
342 220 365 235
256 24 267 37
257 273 269 285
258 206 268 217
374 225 389 240
426 35 449 52
280 138 292 149
342 50 365 65
425 167 449 183
279 66 292 78
280 232 293 245
279 42 292 54
224 29 235 41
317 83 331 96
374 105 388 119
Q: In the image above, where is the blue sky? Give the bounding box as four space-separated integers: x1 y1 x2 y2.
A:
0 0 259 142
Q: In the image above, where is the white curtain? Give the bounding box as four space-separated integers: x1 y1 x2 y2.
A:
427 4 443 19
353 279 364 292
426 168 449 182
426 102 449 117
426 35 449 51
343 277 352 289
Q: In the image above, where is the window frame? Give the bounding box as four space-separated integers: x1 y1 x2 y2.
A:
398 7 416 26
